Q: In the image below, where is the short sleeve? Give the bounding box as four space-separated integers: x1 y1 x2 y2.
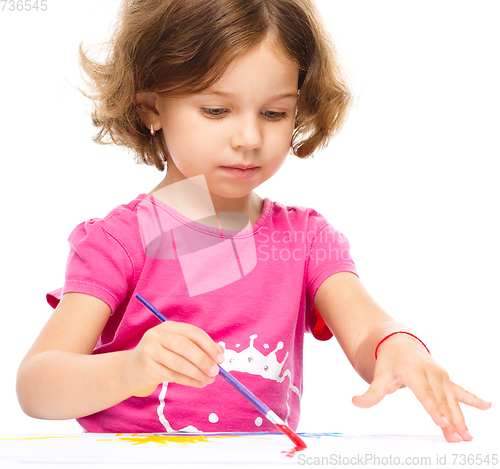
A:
305 217 358 340
46 218 134 313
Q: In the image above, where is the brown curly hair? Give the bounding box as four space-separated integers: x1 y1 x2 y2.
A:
79 0 353 171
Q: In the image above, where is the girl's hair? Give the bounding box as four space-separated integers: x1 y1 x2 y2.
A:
79 0 353 171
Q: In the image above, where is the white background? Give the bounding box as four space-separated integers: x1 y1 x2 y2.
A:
0 0 498 446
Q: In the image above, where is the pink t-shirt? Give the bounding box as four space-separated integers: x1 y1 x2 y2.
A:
47 194 357 433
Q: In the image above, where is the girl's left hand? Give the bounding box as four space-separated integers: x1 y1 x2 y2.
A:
351 334 492 442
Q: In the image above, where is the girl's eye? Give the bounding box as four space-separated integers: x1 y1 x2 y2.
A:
263 111 287 120
200 108 228 118
200 108 287 121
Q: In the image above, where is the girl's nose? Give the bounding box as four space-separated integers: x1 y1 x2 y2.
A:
230 114 263 151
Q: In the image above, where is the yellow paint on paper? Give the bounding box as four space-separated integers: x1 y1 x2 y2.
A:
96 433 269 447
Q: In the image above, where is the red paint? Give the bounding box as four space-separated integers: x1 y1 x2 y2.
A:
276 423 307 457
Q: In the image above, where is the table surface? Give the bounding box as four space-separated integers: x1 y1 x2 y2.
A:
1 432 498 468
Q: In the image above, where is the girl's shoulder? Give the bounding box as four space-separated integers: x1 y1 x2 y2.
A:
95 193 148 223
67 193 149 258
80 193 148 232
267 198 333 232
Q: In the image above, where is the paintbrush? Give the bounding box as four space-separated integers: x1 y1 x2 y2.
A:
135 293 306 450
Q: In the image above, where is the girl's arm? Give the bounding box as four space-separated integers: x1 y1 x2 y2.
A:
313 271 491 442
17 292 224 420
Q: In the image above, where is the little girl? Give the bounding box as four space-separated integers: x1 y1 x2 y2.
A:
17 0 490 440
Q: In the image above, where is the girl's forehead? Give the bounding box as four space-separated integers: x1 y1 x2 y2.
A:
208 39 299 86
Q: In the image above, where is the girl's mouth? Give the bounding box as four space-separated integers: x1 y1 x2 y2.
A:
219 166 260 179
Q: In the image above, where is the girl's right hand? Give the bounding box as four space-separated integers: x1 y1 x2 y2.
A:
122 321 225 397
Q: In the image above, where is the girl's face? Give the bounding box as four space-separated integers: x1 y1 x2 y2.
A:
153 37 299 201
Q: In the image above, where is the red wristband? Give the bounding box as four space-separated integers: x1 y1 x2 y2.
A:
375 331 430 359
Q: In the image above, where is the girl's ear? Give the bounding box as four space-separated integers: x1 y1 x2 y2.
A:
134 92 161 131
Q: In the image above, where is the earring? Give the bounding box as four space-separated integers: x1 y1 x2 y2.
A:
150 124 155 136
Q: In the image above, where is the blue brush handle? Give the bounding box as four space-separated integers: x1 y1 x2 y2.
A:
135 293 273 420
217 367 270 416
136 293 168 322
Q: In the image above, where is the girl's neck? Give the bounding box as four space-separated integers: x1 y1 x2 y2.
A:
148 174 265 227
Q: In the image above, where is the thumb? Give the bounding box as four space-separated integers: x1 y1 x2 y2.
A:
352 374 400 408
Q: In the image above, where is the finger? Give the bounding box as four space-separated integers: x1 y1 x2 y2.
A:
352 373 401 408
405 370 452 428
443 381 473 442
424 369 463 442
129 354 214 397
163 322 225 364
452 382 492 410
167 370 215 388
157 331 220 381
153 346 218 385
150 360 215 390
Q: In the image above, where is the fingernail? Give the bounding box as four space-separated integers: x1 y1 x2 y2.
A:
216 354 225 363
209 364 219 376
464 430 473 440
451 432 462 442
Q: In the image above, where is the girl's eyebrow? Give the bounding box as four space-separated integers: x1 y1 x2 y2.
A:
200 90 298 100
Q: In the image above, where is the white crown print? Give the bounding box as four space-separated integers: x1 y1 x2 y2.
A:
218 334 289 382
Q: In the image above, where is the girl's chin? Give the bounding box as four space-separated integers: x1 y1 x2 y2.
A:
207 184 259 201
